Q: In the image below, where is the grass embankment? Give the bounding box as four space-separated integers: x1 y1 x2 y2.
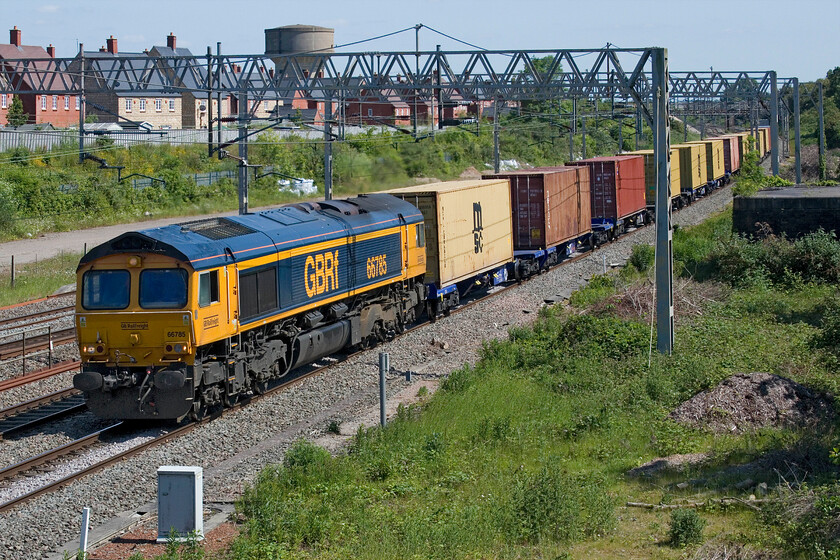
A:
200 209 839 560
0 252 80 307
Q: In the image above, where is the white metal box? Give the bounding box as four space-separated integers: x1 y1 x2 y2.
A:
157 465 203 542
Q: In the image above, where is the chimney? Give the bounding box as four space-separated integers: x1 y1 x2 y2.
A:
268 68 274 79
106 35 117 54
47 44 55 57
10 26 21 47
99 46 107 53
167 33 176 50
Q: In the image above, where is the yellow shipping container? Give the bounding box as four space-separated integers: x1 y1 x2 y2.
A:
672 143 706 191
626 148 681 205
688 139 725 182
386 179 514 287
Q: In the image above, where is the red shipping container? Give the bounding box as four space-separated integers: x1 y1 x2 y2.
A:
719 135 741 173
566 156 646 221
484 166 591 251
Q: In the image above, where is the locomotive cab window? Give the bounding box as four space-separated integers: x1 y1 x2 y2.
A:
139 269 188 309
82 270 130 310
415 224 425 248
198 270 220 308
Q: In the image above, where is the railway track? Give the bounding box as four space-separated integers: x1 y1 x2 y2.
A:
0 305 75 330
0 360 81 392
0 388 85 438
0 291 76 313
0 326 76 360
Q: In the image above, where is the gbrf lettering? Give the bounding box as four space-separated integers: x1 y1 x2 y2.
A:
305 251 339 298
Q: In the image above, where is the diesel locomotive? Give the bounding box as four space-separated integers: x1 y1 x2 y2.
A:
73 194 427 420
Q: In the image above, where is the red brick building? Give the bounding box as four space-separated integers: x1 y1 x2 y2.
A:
0 27 80 127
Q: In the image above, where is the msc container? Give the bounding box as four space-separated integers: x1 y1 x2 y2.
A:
386 179 514 288
689 139 725 182
719 135 741 173
626 149 681 205
566 156 646 222
483 166 591 251
672 143 707 191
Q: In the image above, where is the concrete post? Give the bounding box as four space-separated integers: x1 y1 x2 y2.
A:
770 71 779 176
793 78 801 184
379 352 389 427
653 48 673 355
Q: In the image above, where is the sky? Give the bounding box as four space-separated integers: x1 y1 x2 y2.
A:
3 0 838 82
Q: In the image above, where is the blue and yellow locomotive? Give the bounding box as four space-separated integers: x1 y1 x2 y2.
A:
73 194 427 420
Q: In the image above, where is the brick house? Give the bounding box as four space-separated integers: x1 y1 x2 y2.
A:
0 27 80 127
81 36 182 129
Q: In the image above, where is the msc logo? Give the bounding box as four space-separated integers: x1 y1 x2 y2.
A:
305 251 339 298
472 202 484 253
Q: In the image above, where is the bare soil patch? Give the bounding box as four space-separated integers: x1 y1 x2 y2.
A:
458 166 482 179
670 372 835 434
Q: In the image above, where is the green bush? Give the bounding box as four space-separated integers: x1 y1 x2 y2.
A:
628 244 655 272
669 508 706 547
508 465 614 543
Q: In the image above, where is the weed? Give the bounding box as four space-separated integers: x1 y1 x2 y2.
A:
327 420 341 434
669 508 706 547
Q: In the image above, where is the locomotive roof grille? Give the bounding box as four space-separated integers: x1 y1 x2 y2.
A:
179 217 257 240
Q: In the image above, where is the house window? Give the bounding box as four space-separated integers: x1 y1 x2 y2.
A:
155 98 162 112
367 108 373 117
1 94 5 109
139 99 146 112
52 95 57 110
64 95 70 110
75 96 80 110
41 96 46 110
264 101 271 111
125 99 132 112
169 99 175 111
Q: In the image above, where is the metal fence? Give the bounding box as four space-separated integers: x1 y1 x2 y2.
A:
131 170 238 190
0 125 374 153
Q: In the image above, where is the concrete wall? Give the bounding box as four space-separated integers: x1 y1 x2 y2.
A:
733 187 840 237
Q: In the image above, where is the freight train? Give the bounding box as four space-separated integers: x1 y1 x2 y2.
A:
74 132 770 420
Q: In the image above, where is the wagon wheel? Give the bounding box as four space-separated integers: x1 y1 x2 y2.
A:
395 314 405 335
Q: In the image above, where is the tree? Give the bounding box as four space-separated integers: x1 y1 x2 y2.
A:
6 95 28 127
521 56 564 118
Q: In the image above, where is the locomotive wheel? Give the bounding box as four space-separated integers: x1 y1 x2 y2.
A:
224 392 239 408
190 399 208 421
253 379 269 395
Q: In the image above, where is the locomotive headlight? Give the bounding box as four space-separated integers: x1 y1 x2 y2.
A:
164 343 189 354
127 255 142 267
82 344 105 355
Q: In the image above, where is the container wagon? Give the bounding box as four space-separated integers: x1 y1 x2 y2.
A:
717 135 741 174
689 139 726 188
386 179 514 317
566 155 647 244
672 143 708 200
483 166 591 276
626 148 683 210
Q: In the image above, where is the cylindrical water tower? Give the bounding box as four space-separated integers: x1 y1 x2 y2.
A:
265 24 334 76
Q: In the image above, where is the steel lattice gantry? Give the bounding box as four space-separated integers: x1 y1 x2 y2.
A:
0 46 795 355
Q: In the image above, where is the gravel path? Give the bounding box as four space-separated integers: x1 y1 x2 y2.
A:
0 186 733 559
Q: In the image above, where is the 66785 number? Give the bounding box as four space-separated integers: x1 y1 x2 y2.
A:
366 254 387 279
